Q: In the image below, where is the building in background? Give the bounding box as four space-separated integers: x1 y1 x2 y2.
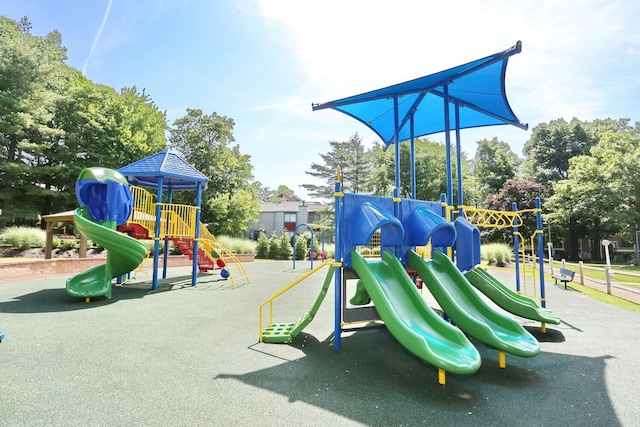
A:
248 200 330 240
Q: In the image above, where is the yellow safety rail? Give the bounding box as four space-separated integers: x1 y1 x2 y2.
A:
461 205 544 302
259 260 336 342
198 223 250 288
460 206 522 229
128 186 157 235
126 185 249 287
159 203 197 238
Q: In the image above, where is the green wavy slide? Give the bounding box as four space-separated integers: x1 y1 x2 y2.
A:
66 206 147 300
351 250 481 375
409 250 540 358
464 267 561 325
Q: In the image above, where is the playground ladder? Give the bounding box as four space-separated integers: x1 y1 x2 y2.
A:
259 261 335 343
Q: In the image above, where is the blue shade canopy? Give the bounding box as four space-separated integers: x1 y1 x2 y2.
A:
118 150 209 191
312 41 527 147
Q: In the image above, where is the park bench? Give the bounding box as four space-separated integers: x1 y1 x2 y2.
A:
553 267 575 289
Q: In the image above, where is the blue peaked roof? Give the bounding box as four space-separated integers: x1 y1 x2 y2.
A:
118 150 209 191
312 41 527 147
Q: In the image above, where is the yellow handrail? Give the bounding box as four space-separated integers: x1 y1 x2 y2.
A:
259 260 336 342
127 185 249 287
128 186 156 235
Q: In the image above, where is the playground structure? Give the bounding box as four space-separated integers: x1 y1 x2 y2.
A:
259 41 560 384
66 151 249 301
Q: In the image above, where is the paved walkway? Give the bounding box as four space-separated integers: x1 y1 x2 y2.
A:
0 261 639 426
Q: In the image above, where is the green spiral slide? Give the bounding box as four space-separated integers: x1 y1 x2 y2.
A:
66 206 147 300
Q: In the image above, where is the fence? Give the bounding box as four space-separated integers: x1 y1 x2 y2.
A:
547 258 640 297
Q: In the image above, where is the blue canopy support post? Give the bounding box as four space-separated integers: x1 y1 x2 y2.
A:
152 177 164 291
536 197 547 307
162 189 173 279
393 96 401 193
333 178 343 351
410 116 416 199
455 103 463 207
392 96 403 259
443 84 453 206
192 182 202 287
513 202 521 293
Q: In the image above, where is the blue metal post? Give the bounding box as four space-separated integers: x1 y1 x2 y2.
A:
162 189 173 279
152 177 164 291
443 84 453 205
513 202 521 293
536 197 547 307
455 103 463 207
192 182 202 287
410 116 416 199
393 96 400 191
334 179 343 351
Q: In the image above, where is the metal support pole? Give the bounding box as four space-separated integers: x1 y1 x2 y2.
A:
152 177 164 291
334 178 343 351
443 84 453 205
192 182 202 287
513 202 521 293
455 103 463 207
536 198 546 307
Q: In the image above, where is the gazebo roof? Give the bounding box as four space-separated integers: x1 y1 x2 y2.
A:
118 150 208 191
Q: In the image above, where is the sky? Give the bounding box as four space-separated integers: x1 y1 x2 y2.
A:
2 0 639 200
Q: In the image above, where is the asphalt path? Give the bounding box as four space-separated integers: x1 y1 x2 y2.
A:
0 260 638 426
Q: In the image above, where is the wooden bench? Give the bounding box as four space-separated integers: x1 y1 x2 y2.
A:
553 267 575 289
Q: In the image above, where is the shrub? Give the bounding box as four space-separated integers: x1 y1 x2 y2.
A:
267 232 280 259
359 247 372 256
216 235 258 254
60 239 78 250
294 237 306 260
481 243 512 266
279 233 293 259
0 226 46 249
255 231 269 258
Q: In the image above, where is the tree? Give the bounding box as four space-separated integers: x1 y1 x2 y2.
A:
42 79 167 215
546 130 640 259
473 138 520 199
256 184 302 203
169 108 255 225
522 118 596 190
0 16 168 226
368 137 473 204
0 16 69 224
207 188 260 237
302 133 372 198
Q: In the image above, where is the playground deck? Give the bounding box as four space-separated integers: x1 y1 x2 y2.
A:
0 261 639 426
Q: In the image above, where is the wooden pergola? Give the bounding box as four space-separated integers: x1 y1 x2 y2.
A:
42 211 88 259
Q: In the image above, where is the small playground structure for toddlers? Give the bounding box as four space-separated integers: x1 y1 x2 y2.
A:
66 150 249 301
260 41 560 384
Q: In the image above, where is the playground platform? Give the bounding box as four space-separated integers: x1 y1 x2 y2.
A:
0 261 639 426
